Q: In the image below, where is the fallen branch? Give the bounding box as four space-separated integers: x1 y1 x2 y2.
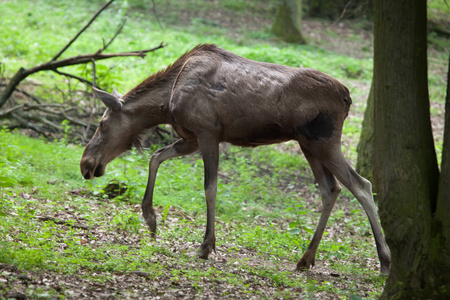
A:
0 0 166 109
35 215 89 230
130 271 151 278
10 112 47 136
0 104 25 117
0 103 67 118
0 43 165 109
0 0 170 144
0 83 41 103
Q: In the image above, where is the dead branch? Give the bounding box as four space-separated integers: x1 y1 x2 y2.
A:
53 70 94 86
102 18 127 51
10 113 47 136
51 0 115 62
1 101 102 140
0 83 41 103
0 0 165 110
0 0 170 144
18 111 62 132
151 0 164 30
35 215 89 230
0 103 65 118
0 104 24 117
0 43 165 109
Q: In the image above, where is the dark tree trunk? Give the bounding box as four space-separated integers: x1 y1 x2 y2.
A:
430 54 450 293
372 0 449 298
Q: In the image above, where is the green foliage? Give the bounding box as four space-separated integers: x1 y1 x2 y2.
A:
427 0 450 24
0 128 385 297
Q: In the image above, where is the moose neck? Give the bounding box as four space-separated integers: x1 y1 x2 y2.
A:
122 80 173 132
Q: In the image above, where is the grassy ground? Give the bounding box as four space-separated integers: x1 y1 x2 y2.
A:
0 0 448 299
0 128 385 299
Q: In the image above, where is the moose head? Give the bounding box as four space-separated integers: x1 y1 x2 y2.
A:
80 87 139 180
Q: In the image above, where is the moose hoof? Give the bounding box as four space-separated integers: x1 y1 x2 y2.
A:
145 216 157 238
198 249 209 260
198 242 215 259
296 258 315 272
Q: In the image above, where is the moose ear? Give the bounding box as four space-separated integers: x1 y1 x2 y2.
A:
93 87 122 112
112 88 123 99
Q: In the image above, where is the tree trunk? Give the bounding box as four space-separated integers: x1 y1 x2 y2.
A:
372 0 447 298
356 81 374 185
430 54 450 293
272 0 306 44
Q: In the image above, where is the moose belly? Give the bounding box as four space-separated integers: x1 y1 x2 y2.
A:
222 121 294 147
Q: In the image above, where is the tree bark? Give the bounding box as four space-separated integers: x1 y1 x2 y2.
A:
272 0 306 44
372 0 447 298
356 81 374 184
430 54 450 293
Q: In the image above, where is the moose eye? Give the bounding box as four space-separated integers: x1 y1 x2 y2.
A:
98 121 104 128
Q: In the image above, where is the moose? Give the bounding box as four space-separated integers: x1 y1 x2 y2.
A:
80 44 390 274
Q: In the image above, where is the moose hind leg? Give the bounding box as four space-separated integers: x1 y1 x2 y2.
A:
297 146 341 271
142 139 199 238
321 148 390 274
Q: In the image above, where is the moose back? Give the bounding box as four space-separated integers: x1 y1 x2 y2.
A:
80 44 390 274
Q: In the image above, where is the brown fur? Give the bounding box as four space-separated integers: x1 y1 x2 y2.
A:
80 44 390 274
125 44 222 101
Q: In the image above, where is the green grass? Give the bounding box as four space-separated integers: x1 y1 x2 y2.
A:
0 0 372 91
0 128 385 298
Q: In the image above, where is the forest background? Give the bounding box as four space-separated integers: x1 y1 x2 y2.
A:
0 0 448 299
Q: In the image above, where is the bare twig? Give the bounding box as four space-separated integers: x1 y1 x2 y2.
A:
19 111 62 132
53 70 94 86
151 0 164 30
102 18 127 51
91 59 97 87
51 0 115 61
63 114 91 128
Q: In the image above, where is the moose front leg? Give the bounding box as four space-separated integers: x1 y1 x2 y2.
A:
142 139 199 238
198 136 220 259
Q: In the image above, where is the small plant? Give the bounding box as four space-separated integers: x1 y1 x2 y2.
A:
111 213 143 233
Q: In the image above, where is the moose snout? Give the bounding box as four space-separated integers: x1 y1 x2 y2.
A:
80 157 105 180
80 157 95 180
